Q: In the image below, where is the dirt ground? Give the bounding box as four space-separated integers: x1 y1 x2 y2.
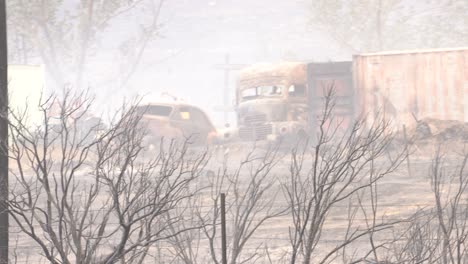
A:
8 119 468 263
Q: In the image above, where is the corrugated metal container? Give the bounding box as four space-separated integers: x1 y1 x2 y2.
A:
353 47 468 129
307 62 354 129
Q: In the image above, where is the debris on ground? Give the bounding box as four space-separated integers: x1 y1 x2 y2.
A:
407 118 468 141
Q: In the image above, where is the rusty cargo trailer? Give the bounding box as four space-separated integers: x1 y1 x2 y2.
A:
353 47 468 130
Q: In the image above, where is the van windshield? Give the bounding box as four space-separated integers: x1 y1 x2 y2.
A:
241 85 284 100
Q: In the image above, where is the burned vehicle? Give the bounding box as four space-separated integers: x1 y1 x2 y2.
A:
136 101 217 146
235 62 309 142
235 48 468 145
235 62 354 143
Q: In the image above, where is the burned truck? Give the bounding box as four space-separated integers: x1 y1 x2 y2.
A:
234 61 354 143
234 48 468 144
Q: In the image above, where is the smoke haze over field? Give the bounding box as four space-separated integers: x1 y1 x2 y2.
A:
9 0 349 126
130 0 353 125
8 0 467 126
5 1 468 263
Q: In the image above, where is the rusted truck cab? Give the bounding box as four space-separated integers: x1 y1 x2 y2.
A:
236 62 309 142
236 61 354 143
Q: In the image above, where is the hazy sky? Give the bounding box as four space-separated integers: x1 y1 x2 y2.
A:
10 0 466 126
100 0 348 125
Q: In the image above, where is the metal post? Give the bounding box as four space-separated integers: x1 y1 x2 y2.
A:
220 193 227 264
0 0 8 263
403 124 412 178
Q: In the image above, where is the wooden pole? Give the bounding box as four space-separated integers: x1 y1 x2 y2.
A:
223 54 229 124
220 193 227 264
0 0 8 263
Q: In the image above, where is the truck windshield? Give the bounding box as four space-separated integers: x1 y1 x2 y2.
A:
136 105 173 116
241 85 284 100
288 84 306 97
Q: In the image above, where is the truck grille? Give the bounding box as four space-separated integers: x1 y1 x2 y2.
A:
239 124 273 141
244 114 267 126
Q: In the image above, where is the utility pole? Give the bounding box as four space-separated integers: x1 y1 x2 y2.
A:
220 193 227 264
0 0 8 263
222 55 229 123
214 54 246 125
